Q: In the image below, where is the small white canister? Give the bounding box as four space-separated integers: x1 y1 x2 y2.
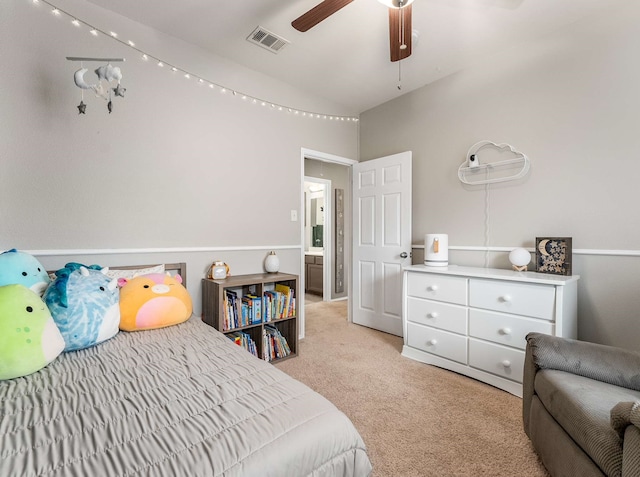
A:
424 234 448 267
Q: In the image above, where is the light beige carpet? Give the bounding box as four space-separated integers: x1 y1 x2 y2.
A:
275 300 549 477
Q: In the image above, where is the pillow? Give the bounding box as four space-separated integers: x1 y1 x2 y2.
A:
103 264 165 280
0 284 65 380
118 273 192 331
44 263 120 352
0 249 51 296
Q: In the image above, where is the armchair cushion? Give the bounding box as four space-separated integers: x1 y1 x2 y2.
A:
535 370 640 477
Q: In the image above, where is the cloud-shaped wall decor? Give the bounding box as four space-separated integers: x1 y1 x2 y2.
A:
458 140 530 185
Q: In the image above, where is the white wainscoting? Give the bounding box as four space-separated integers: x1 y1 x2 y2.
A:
412 245 640 257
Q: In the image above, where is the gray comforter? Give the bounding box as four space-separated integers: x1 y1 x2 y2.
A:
0 317 372 476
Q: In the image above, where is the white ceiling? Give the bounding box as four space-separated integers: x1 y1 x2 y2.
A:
85 0 618 113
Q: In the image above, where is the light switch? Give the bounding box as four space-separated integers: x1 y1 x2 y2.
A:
290 209 298 221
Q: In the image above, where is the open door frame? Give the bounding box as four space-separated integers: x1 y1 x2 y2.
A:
299 148 357 340
304 176 332 300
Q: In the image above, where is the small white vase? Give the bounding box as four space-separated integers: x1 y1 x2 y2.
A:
265 251 280 273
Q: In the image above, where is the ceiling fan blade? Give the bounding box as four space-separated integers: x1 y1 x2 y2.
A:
292 0 355 32
389 4 412 62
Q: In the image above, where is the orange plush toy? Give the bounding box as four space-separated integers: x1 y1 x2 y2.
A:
117 273 192 331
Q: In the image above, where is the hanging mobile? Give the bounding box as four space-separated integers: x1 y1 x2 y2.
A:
77 89 87 114
67 57 125 114
107 87 113 114
113 83 126 97
76 61 87 114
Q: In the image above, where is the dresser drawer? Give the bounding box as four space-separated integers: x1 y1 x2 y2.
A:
469 309 553 350
407 273 467 305
469 338 525 383
469 279 555 320
407 322 467 364
407 297 467 334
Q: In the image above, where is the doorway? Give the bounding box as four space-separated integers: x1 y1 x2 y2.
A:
299 148 357 339
304 177 331 303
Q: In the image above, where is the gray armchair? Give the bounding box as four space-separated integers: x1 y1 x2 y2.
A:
523 332 640 477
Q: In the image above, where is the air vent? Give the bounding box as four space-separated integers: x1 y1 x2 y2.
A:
247 26 289 54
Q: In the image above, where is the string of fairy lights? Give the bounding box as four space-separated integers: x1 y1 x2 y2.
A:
30 0 360 123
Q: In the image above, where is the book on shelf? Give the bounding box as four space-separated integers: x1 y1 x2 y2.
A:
241 300 249 326
246 295 262 324
262 324 292 362
252 295 262 323
241 296 252 325
223 297 230 330
266 284 295 319
227 331 258 358
288 296 295 318
263 290 278 322
224 289 241 330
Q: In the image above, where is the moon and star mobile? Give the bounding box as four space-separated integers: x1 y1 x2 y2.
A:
68 57 126 114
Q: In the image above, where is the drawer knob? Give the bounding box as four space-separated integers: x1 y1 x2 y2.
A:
501 360 511 368
428 285 439 292
427 339 438 346
500 295 512 303
499 327 512 335
427 312 438 319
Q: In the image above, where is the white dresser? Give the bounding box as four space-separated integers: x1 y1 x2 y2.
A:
402 265 579 397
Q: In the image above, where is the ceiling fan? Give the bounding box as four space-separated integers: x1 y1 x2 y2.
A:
292 0 415 62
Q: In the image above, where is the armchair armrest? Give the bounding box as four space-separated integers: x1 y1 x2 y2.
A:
525 332 640 390
523 333 640 435
611 401 640 477
611 401 640 438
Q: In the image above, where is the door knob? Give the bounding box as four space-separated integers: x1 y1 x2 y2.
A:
400 252 408 258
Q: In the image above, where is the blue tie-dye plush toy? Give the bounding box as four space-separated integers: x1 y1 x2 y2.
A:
0 249 51 296
44 263 120 352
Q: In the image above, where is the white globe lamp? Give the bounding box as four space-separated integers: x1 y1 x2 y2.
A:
509 248 531 272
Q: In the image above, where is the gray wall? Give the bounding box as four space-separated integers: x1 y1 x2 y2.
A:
1 0 358 316
304 159 351 300
360 3 640 350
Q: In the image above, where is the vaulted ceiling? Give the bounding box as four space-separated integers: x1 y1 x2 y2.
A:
85 0 620 113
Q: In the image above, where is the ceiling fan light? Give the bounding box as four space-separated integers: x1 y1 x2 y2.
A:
378 0 415 8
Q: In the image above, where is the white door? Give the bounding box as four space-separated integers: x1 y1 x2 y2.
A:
352 151 412 336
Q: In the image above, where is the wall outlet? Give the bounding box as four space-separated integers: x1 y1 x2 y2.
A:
291 209 298 221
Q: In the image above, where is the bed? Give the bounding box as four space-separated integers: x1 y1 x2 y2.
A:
0 262 372 476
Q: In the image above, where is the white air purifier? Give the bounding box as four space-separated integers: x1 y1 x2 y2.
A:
424 234 448 267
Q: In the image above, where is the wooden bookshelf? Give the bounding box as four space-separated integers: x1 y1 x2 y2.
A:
201 272 298 362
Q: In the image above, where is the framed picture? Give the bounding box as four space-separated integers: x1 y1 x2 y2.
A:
535 237 572 276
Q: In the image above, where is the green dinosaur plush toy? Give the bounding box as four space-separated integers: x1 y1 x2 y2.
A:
0 284 65 380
